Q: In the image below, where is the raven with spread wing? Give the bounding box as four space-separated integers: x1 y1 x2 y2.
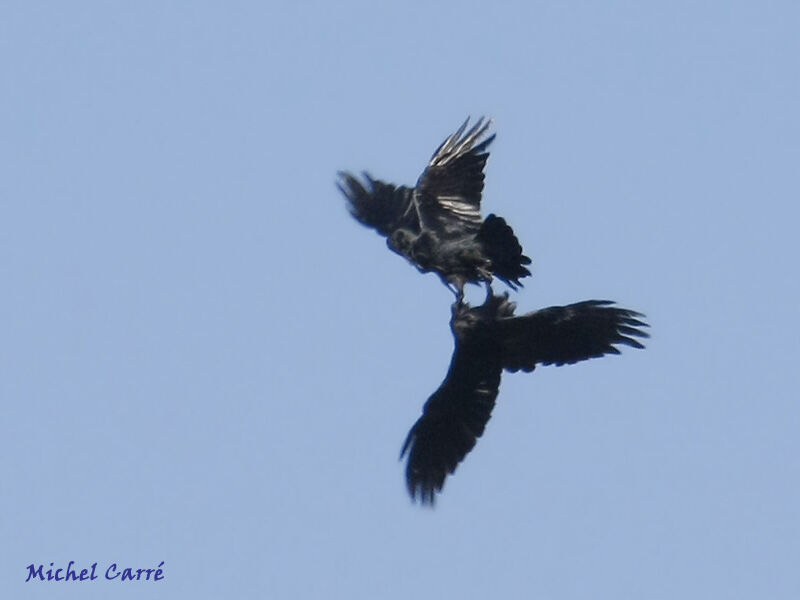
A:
337 118 531 301
401 293 649 505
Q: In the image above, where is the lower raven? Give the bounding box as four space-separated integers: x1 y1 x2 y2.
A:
337 118 531 301
401 293 649 505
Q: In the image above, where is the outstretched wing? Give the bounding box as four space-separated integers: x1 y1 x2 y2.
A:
337 171 414 237
498 301 649 372
412 117 495 236
400 350 501 505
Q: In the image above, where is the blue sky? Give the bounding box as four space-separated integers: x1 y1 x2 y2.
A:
2 2 799 598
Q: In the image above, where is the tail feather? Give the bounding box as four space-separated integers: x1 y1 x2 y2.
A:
477 214 532 289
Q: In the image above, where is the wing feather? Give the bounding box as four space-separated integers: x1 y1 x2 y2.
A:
497 301 649 372
400 357 501 505
413 117 495 235
336 171 414 237
400 302 504 505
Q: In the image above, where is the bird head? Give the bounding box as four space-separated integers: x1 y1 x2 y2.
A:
451 304 481 340
450 292 516 339
387 228 414 255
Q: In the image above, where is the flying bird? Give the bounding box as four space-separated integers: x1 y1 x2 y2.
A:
337 118 531 301
401 293 649 505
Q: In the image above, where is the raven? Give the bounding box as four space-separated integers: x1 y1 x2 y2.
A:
337 118 531 301
401 293 649 505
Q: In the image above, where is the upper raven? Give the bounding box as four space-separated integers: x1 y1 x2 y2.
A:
401 293 649 505
337 118 531 301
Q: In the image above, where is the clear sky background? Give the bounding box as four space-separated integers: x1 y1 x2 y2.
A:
2 2 799 598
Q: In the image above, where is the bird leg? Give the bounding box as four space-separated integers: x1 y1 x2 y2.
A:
454 287 464 306
444 277 465 306
483 281 494 303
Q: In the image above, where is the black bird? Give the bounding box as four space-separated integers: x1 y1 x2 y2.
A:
337 118 531 302
401 293 649 505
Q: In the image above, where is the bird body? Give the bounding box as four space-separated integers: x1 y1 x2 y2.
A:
401 293 649 505
338 118 531 300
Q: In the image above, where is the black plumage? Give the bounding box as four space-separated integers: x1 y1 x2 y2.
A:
337 118 531 301
401 293 649 505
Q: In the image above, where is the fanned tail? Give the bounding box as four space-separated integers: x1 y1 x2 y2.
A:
477 214 532 289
